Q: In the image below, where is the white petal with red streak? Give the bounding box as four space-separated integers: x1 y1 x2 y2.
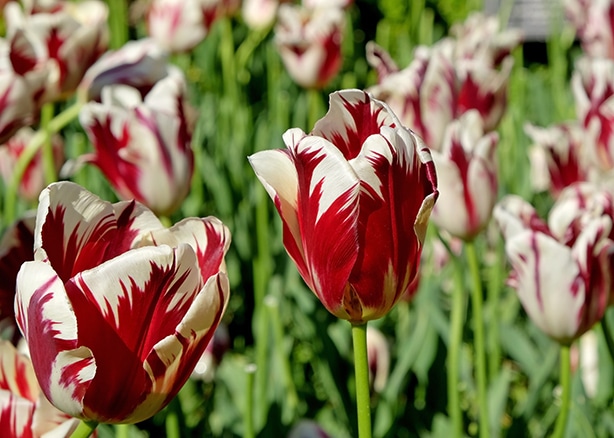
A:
506 231 584 342
71 245 201 331
430 152 469 238
249 144 303 260
0 341 38 401
34 182 116 261
289 133 360 224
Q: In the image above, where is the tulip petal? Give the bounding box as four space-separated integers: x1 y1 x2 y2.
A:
64 245 202 423
154 217 231 282
15 261 92 418
0 390 35 437
138 272 229 422
0 341 38 402
506 231 584 343
285 132 361 318
36 182 166 283
312 89 399 160
348 128 437 318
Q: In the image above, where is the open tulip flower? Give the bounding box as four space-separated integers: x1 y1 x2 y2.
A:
79 67 194 216
430 110 499 241
0 340 80 437
15 181 231 424
147 0 238 53
275 4 345 89
572 56 614 171
367 13 518 152
78 38 171 103
524 122 591 197
249 89 438 322
494 187 614 344
4 0 109 103
566 0 614 59
0 213 35 341
0 126 64 203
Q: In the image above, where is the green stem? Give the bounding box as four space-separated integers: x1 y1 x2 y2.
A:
266 295 298 422
449 252 465 437
466 241 489 438
487 237 503 382
164 398 181 438
69 420 98 438
552 345 571 438
601 313 614 364
307 88 324 131
114 423 129 438
106 0 129 50
4 100 82 224
40 102 57 185
352 322 372 438
244 363 257 438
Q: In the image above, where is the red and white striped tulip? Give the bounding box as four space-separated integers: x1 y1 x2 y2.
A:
0 214 35 340
4 0 108 103
494 191 614 344
147 0 236 53
525 122 591 197
275 4 344 89
0 340 79 437
242 0 279 30
15 181 231 424
367 326 389 393
430 110 498 241
565 0 614 59
249 89 438 322
367 23 516 151
572 56 614 170
0 38 48 143
0 126 64 203
78 38 171 102
79 68 194 216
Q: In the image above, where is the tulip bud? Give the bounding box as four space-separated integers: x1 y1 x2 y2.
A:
275 4 344 89
430 110 499 241
249 89 438 322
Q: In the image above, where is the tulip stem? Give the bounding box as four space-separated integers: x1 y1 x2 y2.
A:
352 322 372 438
466 241 489 438
4 100 83 224
449 248 465 437
69 420 98 438
40 102 57 186
552 345 571 438
107 0 129 50
244 363 257 438
600 313 614 364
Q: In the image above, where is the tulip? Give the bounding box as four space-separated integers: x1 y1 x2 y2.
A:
572 56 614 170
0 213 35 340
367 14 518 151
0 340 80 436
275 4 344 89
79 67 194 216
0 37 49 143
430 110 498 241
4 0 109 103
147 0 235 53
0 126 64 203
450 12 523 67
78 38 171 102
524 122 591 197
494 189 614 344
565 0 614 59
242 0 278 30
249 89 438 322
15 181 231 424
